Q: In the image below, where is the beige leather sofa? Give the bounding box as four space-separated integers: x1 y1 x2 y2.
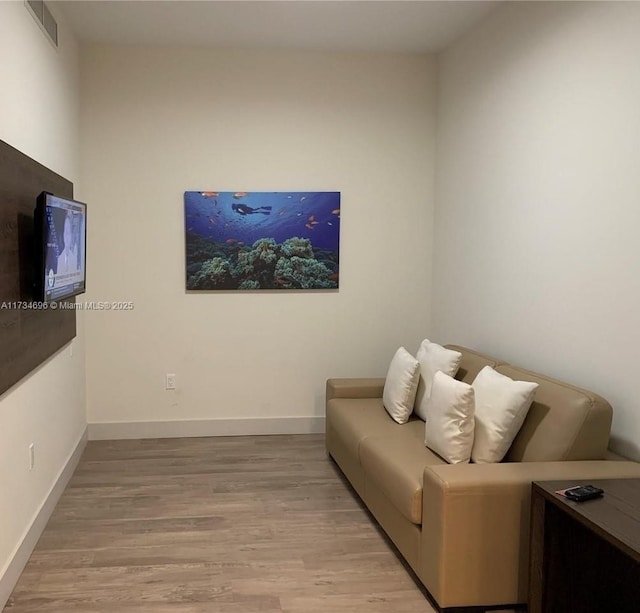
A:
326 345 640 612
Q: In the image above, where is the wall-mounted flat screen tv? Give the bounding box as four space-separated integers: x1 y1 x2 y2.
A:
34 192 87 302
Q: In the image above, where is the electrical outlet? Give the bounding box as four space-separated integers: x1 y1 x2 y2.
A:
29 443 35 471
165 373 176 390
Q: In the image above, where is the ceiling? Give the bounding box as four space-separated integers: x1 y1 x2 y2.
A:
54 1 500 54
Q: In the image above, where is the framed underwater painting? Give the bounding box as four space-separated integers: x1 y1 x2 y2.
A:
184 191 340 290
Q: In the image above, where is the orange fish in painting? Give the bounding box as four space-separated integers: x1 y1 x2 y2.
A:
233 192 248 199
226 238 236 244
331 208 340 216
201 191 219 198
329 273 339 282
305 223 314 230
308 215 315 222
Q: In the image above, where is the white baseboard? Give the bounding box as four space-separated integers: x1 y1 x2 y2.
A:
88 416 326 440
0 427 87 610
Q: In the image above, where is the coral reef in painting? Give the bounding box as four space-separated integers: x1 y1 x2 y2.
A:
185 192 340 291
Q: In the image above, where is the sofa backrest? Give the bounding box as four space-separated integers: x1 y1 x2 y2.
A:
447 345 501 384
447 346 612 462
497 364 612 462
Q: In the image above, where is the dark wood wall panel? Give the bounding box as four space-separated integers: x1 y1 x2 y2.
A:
0 139 76 397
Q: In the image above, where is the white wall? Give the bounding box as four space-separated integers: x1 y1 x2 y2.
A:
0 0 85 600
81 46 435 432
434 1 640 459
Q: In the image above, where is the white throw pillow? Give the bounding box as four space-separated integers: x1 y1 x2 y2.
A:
471 366 539 463
414 339 462 421
424 371 475 464
382 347 420 424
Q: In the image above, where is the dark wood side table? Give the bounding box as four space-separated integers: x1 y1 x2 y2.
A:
529 479 640 613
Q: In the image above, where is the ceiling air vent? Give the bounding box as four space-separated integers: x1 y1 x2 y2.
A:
25 0 58 48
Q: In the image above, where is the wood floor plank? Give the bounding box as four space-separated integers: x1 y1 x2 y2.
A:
5 434 435 612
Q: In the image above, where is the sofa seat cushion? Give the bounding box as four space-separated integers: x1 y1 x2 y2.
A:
326 397 403 459
360 420 446 525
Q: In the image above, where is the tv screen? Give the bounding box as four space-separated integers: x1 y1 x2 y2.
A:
35 192 87 302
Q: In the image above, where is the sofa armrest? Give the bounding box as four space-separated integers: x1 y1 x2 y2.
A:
420 460 640 608
326 378 385 401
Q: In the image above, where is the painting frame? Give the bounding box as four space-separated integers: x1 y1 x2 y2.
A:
185 191 340 291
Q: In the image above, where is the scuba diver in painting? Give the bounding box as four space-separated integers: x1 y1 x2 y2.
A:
231 203 272 216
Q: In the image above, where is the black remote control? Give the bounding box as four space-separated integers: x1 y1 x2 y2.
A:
564 485 604 502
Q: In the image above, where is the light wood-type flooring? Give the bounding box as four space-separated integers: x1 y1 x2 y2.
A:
5 434 442 613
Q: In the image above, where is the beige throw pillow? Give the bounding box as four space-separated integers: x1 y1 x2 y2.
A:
424 371 475 464
471 366 539 463
382 347 420 424
414 339 462 421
